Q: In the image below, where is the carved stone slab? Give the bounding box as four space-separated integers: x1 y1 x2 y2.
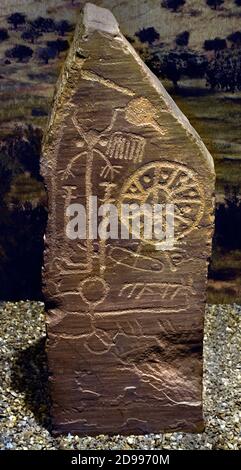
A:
41 3 215 435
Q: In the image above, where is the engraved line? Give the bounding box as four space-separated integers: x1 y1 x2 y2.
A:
95 307 187 317
81 70 135 96
125 139 131 160
174 199 201 205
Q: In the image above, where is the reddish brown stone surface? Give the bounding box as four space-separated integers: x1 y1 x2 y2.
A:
41 3 215 435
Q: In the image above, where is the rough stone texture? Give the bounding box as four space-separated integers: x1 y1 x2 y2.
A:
41 3 215 435
1 302 240 450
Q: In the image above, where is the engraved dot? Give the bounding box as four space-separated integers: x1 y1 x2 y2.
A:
76 140 84 148
180 175 189 184
152 262 161 271
143 175 151 183
99 137 108 147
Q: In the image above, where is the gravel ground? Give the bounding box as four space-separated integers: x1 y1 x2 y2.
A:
0 302 240 450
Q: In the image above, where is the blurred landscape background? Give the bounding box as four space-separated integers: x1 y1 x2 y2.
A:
0 0 240 302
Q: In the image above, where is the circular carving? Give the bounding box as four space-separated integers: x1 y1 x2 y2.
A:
118 161 204 243
79 276 109 308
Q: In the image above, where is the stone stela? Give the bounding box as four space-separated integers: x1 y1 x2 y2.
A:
41 3 215 435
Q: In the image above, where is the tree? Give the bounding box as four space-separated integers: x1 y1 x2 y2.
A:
150 49 208 87
0 147 21 199
214 189 241 250
227 31 241 47
206 0 224 9
204 37 227 52
1 125 43 179
31 108 48 117
161 0 186 12
0 125 46 300
37 46 57 64
206 49 241 91
5 44 33 62
55 20 74 36
135 27 160 44
0 125 42 204
7 12 26 30
30 16 55 33
159 52 181 87
46 39 69 55
176 31 189 47
21 28 42 44
0 29 9 42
